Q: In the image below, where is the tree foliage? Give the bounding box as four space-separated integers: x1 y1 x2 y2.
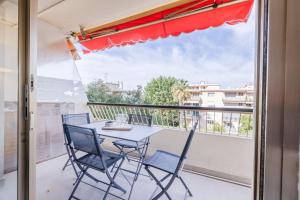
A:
86 79 111 103
171 80 191 129
171 80 191 105
213 122 225 133
144 76 185 105
143 76 189 127
239 114 253 135
86 77 191 127
86 79 142 104
122 85 143 104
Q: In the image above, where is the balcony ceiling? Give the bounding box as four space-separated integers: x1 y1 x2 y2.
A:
37 0 186 33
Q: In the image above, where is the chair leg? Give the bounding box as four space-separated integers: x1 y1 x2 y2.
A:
149 174 172 199
133 147 144 181
145 167 172 200
178 176 193 197
63 146 79 179
161 174 172 182
111 158 127 193
135 139 151 181
70 158 79 179
68 167 86 200
73 164 100 186
63 145 72 171
111 146 125 173
103 158 126 200
62 157 70 171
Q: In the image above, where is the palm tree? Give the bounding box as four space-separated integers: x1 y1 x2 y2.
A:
171 81 191 130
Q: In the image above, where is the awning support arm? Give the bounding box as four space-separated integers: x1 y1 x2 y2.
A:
79 0 248 41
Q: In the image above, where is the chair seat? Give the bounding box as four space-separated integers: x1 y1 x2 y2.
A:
113 140 141 149
143 150 180 174
77 150 122 171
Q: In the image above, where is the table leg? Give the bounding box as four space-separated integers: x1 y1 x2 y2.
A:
134 137 150 181
128 137 150 199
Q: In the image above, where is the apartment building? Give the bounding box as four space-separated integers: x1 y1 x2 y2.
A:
185 81 254 108
182 82 254 134
104 82 124 95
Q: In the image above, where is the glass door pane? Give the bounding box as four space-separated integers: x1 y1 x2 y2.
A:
0 0 18 199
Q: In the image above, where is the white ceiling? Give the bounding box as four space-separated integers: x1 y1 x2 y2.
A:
38 0 179 33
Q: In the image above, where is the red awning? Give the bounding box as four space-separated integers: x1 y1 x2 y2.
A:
78 0 253 52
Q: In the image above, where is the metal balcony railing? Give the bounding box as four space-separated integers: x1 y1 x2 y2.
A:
222 96 254 103
88 102 254 138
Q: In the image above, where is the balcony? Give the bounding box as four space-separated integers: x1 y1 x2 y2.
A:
1 102 254 200
2 154 252 200
222 96 254 103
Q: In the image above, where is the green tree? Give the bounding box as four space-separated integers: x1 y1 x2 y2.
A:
86 79 111 103
213 122 225 133
86 79 143 104
171 80 191 130
143 76 188 127
239 114 253 136
123 85 143 104
171 80 190 104
144 76 180 105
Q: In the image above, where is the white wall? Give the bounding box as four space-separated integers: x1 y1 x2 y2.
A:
149 129 254 184
103 129 254 185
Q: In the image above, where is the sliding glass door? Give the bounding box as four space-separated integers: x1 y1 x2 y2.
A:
0 0 19 199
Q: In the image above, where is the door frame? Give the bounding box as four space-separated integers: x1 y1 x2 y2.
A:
254 0 300 199
17 0 300 199
18 0 37 200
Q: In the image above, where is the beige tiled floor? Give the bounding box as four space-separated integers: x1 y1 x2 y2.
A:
36 155 252 200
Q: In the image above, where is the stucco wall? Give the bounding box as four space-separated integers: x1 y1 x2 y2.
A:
149 129 254 185
103 129 254 185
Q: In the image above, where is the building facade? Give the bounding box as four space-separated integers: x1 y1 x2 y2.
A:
182 82 254 135
184 81 254 108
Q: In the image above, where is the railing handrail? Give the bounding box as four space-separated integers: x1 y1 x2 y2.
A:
87 102 253 113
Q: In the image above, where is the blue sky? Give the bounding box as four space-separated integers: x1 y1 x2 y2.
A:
76 8 255 90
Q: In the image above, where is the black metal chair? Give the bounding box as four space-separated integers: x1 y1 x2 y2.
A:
62 113 91 125
63 124 126 200
143 121 199 200
61 113 104 174
113 114 152 150
111 114 152 179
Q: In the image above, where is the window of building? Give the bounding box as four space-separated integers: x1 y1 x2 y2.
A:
225 92 236 97
207 120 214 124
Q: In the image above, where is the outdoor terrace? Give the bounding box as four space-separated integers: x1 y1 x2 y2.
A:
1 102 254 200
87 103 254 183
35 155 252 200
0 154 252 200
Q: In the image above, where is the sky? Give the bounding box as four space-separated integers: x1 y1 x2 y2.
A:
75 7 256 90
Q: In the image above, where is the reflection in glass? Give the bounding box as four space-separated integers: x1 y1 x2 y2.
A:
0 1 18 199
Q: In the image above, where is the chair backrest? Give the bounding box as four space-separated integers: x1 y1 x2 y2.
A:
61 113 90 125
128 114 152 127
155 121 199 197
151 120 199 199
63 124 101 156
176 121 198 173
